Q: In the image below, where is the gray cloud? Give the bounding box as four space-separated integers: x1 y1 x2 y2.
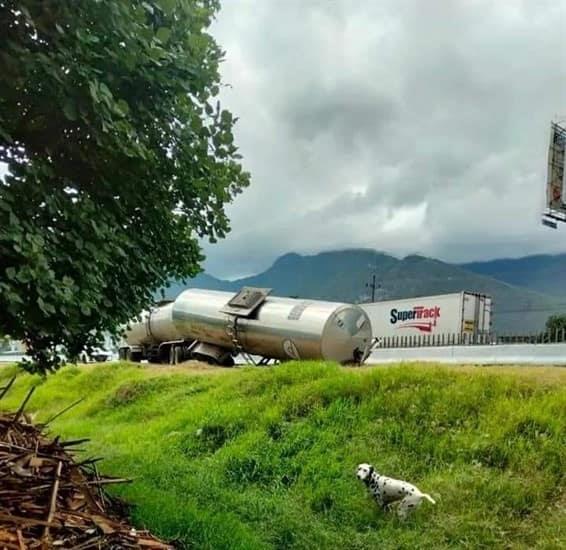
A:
281 85 399 148
204 0 566 278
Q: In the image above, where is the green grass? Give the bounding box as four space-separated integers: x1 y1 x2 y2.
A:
1 362 565 549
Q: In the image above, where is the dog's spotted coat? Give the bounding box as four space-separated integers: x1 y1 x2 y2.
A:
356 463 436 519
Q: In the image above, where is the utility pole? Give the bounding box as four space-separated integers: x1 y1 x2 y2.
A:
364 250 382 303
366 274 377 303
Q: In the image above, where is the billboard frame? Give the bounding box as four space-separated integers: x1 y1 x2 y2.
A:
543 121 566 227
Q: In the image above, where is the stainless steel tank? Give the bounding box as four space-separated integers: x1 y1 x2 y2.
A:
171 289 372 363
124 289 372 364
124 302 182 347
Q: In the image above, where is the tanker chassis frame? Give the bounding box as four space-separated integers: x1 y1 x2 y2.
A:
118 339 239 366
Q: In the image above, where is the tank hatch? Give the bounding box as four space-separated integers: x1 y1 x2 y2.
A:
220 287 272 317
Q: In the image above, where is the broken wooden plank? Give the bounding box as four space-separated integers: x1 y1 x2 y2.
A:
43 398 85 426
13 387 36 424
0 375 17 401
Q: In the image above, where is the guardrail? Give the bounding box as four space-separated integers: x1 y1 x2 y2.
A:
368 343 566 365
377 330 566 349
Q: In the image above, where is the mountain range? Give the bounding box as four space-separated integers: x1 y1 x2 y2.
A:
160 249 566 333
462 254 566 298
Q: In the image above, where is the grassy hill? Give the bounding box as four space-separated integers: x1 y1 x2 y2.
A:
1 362 564 549
163 249 565 332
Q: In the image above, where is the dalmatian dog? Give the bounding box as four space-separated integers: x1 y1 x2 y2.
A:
356 463 436 519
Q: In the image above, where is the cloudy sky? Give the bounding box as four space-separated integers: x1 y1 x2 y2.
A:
200 0 566 279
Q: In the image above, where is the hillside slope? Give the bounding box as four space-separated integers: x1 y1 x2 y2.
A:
1 362 564 549
463 253 566 299
163 250 565 332
160 272 233 299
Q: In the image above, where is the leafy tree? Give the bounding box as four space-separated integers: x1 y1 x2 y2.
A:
545 314 566 339
0 0 249 372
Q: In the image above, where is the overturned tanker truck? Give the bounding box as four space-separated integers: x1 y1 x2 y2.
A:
119 287 373 366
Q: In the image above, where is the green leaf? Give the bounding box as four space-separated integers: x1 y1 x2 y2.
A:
7 291 23 305
158 0 177 15
99 82 113 99
88 81 99 103
116 99 130 116
62 100 78 121
6 267 16 280
156 27 171 44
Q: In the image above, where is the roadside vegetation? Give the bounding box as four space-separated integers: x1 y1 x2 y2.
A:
0 362 564 549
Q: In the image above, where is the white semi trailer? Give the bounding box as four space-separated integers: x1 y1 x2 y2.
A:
360 292 492 339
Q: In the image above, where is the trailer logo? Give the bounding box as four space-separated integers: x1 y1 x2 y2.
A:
390 306 440 333
283 339 301 360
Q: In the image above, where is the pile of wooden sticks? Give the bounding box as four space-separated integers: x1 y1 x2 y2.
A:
0 377 174 549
